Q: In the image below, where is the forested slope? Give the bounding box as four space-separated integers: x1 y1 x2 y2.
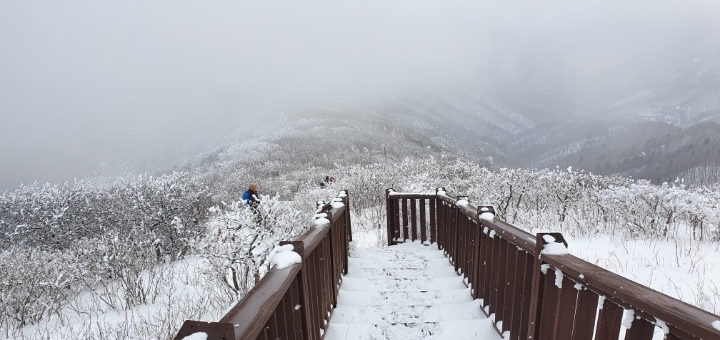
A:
2 115 719 338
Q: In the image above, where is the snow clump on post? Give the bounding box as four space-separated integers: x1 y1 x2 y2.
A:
541 234 569 255
269 244 301 269
331 197 345 209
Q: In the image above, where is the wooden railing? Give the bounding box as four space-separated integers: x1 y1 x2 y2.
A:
386 188 720 340
174 190 351 340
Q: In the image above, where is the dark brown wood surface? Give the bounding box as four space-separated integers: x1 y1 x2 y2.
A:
219 265 301 339
595 300 623 340
571 287 599 340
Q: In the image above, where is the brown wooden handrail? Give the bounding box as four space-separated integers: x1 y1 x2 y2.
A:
386 188 720 340
174 190 351 340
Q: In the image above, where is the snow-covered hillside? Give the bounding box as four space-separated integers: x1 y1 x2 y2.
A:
2 117 719 339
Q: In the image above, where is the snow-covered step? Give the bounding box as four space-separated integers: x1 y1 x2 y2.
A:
330 300 485 324
325 240 501 340
348 257 453 269
337 288 474 306
352 248 449 260
339 276 466 291
325 319 500 340
344 266 459 279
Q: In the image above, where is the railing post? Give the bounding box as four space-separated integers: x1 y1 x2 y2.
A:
325 209 338 309
525 232 568 340
526 233 546 340
279 240 309 340
341 190 350 274
385 188 395 246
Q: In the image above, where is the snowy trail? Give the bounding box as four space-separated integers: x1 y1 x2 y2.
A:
325 241 502 340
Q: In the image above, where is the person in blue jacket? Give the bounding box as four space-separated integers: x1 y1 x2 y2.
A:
242 183 260 208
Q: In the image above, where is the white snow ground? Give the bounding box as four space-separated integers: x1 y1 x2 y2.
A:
324 241 502 340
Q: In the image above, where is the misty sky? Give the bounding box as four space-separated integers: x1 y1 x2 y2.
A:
2 1 719 191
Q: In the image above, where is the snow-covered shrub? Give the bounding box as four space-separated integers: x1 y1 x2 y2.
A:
197 195 307 299
0 247 80 328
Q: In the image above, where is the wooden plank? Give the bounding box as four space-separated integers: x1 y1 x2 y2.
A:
311 251 322 340
502 245 518 334
436 200 443 249
410 198 418 241
554 277 579 339
624 316 656 340
325 214 337 309
456 214 465 273
278 292 292 340
595 300 624 340
465 217 474 284
402 198 409 242
471 220 481 299
538 267 561 340
394 199 401 243
482 226 494 310
385 191 394 246
487 229 499 315
429 198 436 244
452 206 460 271
289 276 304 339
517 252 534 340
571 287 599 340
420 199 427 243
266 306 279 340
494 238 508 329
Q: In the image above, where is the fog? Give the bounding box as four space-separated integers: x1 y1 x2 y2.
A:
2 1 719 191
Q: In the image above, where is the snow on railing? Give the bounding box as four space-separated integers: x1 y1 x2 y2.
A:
387 188 720 340
174 190 352 340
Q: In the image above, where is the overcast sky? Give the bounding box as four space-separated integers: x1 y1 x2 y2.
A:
2 1 719 191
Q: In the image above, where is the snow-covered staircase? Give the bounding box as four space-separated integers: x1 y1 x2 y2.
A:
324 241 502 340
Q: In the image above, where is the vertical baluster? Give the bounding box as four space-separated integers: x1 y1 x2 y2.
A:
344 190 352 242
509 249 528 340
526 234 545 340
289 275 305 339
420 199 427 244
475 220 487 301
465 217 473 282
518 251 534 340
482 226 494 312
487 229 499 316
667 326 693 340
436 200 443 249
502 244 518 335
623 316 656 340
457 215 464 274
538 266 561 340
571 287 599 340
471 220 481 299
595 299 624 340
493 238 508 329
402 198 409 242
304 255 317 340
326 211 337 309
311 251 322 339
554 277 580 339
323 238 333 326
410 198 418 241
395 198 401 243
429 198 436 244
385 189 394 246
278 293 291 340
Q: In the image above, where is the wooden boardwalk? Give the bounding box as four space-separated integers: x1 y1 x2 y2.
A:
325 241 501 340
